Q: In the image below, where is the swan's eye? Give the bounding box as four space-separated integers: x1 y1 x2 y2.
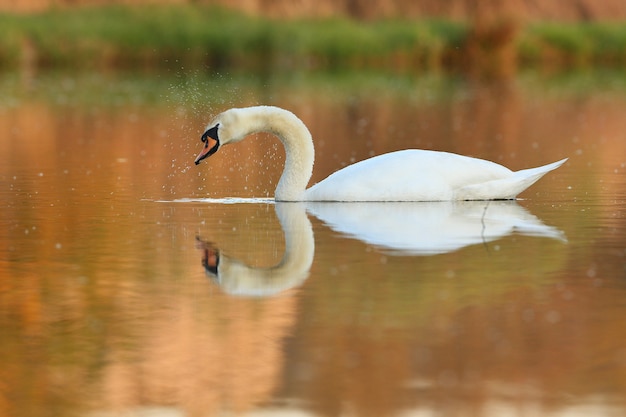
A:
201 124 219 143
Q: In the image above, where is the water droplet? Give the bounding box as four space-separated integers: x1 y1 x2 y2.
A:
546 310 561 324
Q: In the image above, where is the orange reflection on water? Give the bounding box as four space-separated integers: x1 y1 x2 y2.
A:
0 74 625 416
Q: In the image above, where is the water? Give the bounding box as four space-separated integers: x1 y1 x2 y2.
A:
1 70 625 417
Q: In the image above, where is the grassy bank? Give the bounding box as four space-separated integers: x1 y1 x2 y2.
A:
0 5 465 71
1 5 626 72
520 22 626 67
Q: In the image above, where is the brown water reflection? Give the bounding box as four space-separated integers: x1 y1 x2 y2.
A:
1 72 625 416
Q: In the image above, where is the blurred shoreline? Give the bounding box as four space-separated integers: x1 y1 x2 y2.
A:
2 0 626 21
1 4 626 76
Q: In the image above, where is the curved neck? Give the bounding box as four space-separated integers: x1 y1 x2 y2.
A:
240 106 314 201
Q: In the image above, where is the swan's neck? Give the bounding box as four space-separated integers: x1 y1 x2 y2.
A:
241 107 314 201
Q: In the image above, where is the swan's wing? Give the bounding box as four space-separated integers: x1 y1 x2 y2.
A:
306 150 513 201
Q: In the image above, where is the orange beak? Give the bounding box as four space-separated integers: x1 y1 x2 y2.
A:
194 135 219 165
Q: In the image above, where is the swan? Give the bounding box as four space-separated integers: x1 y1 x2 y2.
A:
194 106 567 201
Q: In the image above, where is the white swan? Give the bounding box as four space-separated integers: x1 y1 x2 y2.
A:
194 106 567 201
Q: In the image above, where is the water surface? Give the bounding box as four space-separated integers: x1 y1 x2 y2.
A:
1 71 625 417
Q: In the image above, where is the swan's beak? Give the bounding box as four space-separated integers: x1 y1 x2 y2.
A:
194 136 219 165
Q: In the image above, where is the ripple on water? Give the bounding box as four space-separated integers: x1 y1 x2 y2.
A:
159 197 275 204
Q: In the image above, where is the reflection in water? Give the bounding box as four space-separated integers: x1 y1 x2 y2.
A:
194 200 565 299
197 203 314 296
307 200 565 255
1 72 626 417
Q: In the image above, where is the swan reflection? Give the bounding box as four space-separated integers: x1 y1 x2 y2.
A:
196 203 314 297
197 200 564 296
306 201 565 255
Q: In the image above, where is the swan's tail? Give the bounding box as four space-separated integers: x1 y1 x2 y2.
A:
514 158 568 180
505 157 568 197
458 158 568 200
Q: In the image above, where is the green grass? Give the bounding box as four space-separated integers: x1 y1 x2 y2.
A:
519 21 626 66
1 5 626 72
0 5 466 71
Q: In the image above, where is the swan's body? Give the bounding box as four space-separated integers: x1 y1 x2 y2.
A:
194 106 567 201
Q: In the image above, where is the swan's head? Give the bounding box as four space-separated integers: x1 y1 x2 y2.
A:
194 123 220 165
194 108 249 165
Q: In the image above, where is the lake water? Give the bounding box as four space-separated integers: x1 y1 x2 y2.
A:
1 70 625 417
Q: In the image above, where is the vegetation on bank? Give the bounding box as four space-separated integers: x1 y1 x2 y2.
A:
520 22 626 67
1 5 626 72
